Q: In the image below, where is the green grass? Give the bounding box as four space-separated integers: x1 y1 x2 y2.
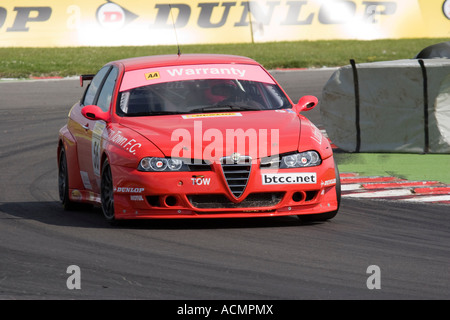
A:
0 38 447 78
335 153 450 184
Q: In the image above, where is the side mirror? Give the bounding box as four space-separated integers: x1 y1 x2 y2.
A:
80 74 95 87
81 105 110 122
292 95 318 113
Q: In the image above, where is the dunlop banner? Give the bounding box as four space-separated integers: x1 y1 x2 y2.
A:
0 0 448 47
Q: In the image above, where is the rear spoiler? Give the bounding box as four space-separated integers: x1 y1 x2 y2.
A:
80 74 95 87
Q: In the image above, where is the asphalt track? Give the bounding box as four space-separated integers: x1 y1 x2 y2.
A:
0 70 449 300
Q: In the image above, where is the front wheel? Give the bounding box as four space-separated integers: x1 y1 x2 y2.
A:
101 159 116 224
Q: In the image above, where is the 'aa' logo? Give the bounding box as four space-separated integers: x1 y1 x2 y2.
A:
145 72 160 80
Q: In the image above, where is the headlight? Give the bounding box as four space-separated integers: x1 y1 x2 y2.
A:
138 157 186 172
280 151 321 168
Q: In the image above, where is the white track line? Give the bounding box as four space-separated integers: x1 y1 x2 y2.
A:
343 189 413 198
402 195 450 202
341 184 362 191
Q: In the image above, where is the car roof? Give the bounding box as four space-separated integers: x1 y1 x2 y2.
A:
111 54 261 71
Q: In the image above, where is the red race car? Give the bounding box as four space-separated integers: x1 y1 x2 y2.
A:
58 54 340 224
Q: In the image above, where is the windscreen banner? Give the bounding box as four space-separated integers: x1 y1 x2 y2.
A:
0 0 448 47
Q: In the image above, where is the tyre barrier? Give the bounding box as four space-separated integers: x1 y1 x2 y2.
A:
321 58 450 154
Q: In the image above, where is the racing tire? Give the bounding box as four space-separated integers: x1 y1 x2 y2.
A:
58 148 75 210
101 159 117 224
299 161 341 222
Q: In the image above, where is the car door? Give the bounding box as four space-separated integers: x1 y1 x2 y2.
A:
73 66 118 192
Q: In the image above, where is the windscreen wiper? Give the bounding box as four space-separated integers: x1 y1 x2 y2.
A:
127 111 181 116
189 104 260 113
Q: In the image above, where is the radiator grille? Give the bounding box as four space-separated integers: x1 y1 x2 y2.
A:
220 155 251 198
188 192 284 209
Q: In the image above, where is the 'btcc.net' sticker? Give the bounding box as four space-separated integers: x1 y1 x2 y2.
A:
262 173 317 185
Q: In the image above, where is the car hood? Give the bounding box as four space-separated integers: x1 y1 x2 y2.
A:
119 110 301 161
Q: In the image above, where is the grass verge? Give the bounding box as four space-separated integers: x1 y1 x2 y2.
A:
0 38 447 78
335 153 450 184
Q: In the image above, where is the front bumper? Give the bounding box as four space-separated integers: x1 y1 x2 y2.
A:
111 156 339 219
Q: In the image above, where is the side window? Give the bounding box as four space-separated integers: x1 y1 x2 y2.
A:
96 67 118 112
82 66 111 106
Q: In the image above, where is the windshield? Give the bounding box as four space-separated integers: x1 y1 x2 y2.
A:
117 79 291 117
